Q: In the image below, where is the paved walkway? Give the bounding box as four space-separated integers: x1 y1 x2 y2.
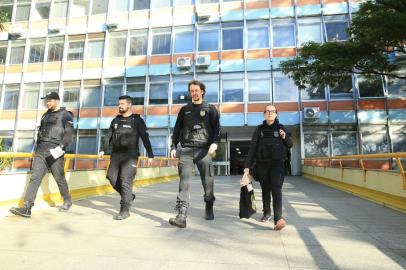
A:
1 176 406 270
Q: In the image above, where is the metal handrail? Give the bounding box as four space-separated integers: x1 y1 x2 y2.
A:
302 152 406 190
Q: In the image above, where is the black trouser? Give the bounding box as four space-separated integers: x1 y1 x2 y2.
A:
177 147 215 205
256 161 285 224
106 152 137 207
24 152 71 204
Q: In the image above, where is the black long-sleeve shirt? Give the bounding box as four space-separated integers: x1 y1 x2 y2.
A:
171 102 221 149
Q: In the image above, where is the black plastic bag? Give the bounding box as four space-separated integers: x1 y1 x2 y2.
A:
239 184 257 219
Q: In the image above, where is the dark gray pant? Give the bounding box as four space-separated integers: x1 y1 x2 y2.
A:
106 152 137 207
177 147 215 205
24 153 71 204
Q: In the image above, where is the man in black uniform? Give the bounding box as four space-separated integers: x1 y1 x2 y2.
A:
10 92 74 217
99 95 154 220
169 80 221 228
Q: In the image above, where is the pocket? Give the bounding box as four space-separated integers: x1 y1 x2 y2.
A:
271 144 285 160
209 164 214 177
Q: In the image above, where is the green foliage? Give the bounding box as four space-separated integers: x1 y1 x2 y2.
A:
0 139 12 172
0 10 9 32
281 0 406 89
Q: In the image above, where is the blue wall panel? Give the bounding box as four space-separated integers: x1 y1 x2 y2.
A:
330 111 356 124
358 110 387 124
221 59 244 72
324 3 348 15
245 9 269 20
100 117 114 129
220 113 244 126
270 7 294 18
146 115 169 128
221 10 243 22
389 109 406 123
78 117 98 129
297 4 321 16
149 64 171 76
246 59 271 71
126 65 147 77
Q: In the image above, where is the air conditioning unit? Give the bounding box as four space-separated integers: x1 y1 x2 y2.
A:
9 27 23 39
196 9 211 22
105 18 119 30
176 57 192 69
195 55 210 67
303 107 321 119
48 26 62 34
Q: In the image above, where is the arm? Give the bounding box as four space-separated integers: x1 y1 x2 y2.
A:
209 105 221 145
171 107 184 150
137 117 154 158
244 127 260 169
102 119 115 153
60 112 74 149
279 125 293 148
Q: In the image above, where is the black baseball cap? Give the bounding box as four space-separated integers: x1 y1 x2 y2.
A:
41 92 60 100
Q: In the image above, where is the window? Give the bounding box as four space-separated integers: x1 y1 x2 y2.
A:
172 78 191 104
0 1 13 22
78 130 97 154
82 86 101 108
71 0 89 17
332 133 357 156
222 74 243 103
129 30 148 56
304 133 329 157
108 32 127 57
324 16 348 42
149 80 169 105
272 24 295 48
34 0 51 20
47 37 64 62
29 39 46 63
87 39 104 59
52 0 68 19
15 1 31 21
301 85 325 100
329 77 353 99
174 29 194 54
248 73 271 102
358 75 384 97
197 74 219 103
298 18 322 46
22 84 40 110
104 79 123 106
0 42 7 65
152 0 171 8
16 131 35 152
387 76 406 98
173 0 194 6
391 125 406 152
247 23 269 49
361 125 388 154
62 87 80 109
9 41 25 65
198 28 219 52
133 0 150 10
273 72 298 101
110 1 128 13
127 81 145 105
3 85 19 110
222 22 243 50
0 131 13 151
68 38 85 60
198 0 218 3
91 0 108 15
152 28 171 55
42 82 59 109
150 136 167 157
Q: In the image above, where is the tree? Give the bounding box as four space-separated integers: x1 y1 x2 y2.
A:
280 0 406 90
0 10 9 32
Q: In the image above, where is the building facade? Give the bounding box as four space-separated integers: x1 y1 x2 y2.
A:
0 0 405 175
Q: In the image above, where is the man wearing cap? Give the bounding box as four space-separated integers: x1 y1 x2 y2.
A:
98 95 154 220
10 92 75 217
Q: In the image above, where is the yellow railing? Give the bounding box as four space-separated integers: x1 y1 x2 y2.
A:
302 152 406 189
0 152 178 174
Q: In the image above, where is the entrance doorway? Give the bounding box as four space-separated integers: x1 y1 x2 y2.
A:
229 141 250 175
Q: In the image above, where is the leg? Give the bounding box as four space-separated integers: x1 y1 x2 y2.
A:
196 149 215 203
257 164 272 222
176 148 194 205
106 153 122 194
118 155 137 207
270 163 285 228
48 155 71 204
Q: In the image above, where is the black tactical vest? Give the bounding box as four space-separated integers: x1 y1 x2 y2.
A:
181 102 213 148
255 123 287 161
111 114 140 152
38 108 70 144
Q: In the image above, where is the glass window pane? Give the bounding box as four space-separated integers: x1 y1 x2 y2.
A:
68 41 85 60
149 83 169 104
325 21 348 41
0 43 8 65
0 4 13 22
109 33 127 57
358 76 384 97
29 41 45 63
153 0 171 8
78 137 97 154
172 82 190 104
222 28 243 50
152 32 171 55
391 125 406 152
174 31 194 53
273 25 295 47
304 133 329 157
52 0 68 19
150 136 167 157
91 0 108 15
361 125 388 154
198 30 218 51
9 46 25 65
332 133 357 155
273 72 298 101
222 80 243 103
197 79 218 103
63 88 80 109
130 32 148 56
127 84 145 105
173 0 194 6
110 0 128 13
104 85 122 106
329 77 353 99
248 79 270 102
3 85 19 110
17 138 35 152
71 0 89 17
35 2 50 20
22 86 40 110
48 38 64 62
87 40 104 59
134 0 150 10
82 87 101 107
299 23 322 46
301 85 325 100
15 4 30 21
248 27 269 49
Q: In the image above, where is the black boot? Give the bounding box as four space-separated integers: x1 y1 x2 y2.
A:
205 201 214 220
169 203 187 228
114 204 130 220
59 200 72 212
261 201 271 222
10 201 34 218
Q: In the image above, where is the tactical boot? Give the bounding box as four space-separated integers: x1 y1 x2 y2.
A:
260 212 272 222
114 204 130 220
204 201 214 220
59 200 72 212
261 201 271 222
169 204 187 228
10 201 34 218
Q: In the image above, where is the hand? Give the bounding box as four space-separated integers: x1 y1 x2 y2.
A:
243 168 250 175
279 129 286 140
208 143 218 155
98 151 104 159
170 149 177 159
147 158 154 166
